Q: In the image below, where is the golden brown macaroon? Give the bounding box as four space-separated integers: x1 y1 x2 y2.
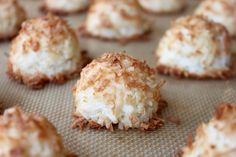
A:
79 0 151 43
0 107 77 157
156 15 232 79
7 14 88 89
72 52 166 131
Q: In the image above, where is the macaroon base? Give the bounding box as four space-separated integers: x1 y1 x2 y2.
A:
156 64 233 79
71 100 167 131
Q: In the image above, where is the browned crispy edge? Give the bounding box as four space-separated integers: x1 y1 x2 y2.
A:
156 64 234 80
40 4 88 16
78 23 151 45
7 50 91 89
66 153 79 157
0 32 19 42
71 100 167 131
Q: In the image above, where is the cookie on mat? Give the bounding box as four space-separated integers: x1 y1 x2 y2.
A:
72 52 166 131
181 103 236 157
0 107 77 157
7 14 88 89
79 0 151 43
156 15 232 79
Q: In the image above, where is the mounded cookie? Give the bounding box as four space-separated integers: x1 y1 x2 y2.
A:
156 15 232 79
79 0 151 43
182 103 236 157
8 14 87 89
195 0 236 37
72 52 166 131
137 0 186 14
42 0 90 15
0 0 26 41
0 107 77 157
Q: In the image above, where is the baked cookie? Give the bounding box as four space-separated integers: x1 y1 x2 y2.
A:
72 52 166 131
8 14 87 89
0 107 77 157
79 0 150 43
156 15 232 79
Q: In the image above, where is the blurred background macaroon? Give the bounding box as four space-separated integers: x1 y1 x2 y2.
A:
0 0 26 41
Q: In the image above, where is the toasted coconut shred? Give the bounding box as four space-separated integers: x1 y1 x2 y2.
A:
72 52 168 131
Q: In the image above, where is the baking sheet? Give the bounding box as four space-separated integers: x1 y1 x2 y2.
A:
1 0 236 157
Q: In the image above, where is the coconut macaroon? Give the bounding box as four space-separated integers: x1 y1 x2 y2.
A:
137 0 186 14
72 52 166 131
0 107 76 157
195 0 236 37
80 0 150 42
156 15 232 79
7 14 87 89
0 0 26 41
42 0 90 15
182 103 236 157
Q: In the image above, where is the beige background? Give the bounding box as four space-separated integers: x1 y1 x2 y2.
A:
0 0 236 157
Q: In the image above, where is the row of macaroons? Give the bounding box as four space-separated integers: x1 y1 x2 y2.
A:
2 0 236 41
1 0 187 42
0 103 235 157
3 0 236 90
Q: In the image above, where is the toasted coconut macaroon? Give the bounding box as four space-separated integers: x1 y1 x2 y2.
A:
79 0 150 42
0 107 76 157
7 14 86 89
195 0 236 37
0 0 26 41
137 0 186 14
42 0 90 15
182 103 236 157
72 52 166 131
156 15 232 79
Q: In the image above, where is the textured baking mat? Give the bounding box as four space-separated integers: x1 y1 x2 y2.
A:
1 0 236 157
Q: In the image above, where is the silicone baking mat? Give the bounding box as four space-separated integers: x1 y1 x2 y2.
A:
0 0 236 157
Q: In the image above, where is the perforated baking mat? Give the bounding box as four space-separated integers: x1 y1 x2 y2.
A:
1 0 236 157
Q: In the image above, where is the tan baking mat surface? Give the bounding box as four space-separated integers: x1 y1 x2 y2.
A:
1 0 236 157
